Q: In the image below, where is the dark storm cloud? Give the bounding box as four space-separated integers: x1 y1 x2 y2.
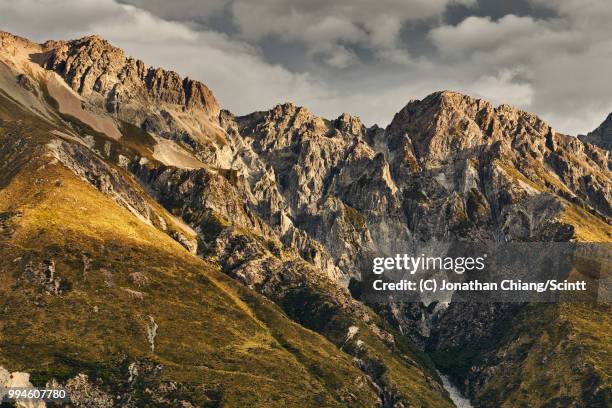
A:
1 0 611 134
444 0 558 25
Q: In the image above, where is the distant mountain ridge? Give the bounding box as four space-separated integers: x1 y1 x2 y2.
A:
580 113 612 151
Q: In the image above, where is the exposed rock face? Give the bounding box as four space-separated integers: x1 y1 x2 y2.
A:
59 374 115 408
383 92 611 236
580 113 612 151
0 366 45 408
145 315 158 352
212 91 610 284
22 260 64 295
35 33 228 166
43 35 219 118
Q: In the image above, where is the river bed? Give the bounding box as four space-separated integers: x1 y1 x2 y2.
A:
438 372 473 408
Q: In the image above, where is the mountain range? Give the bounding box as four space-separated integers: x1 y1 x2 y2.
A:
0 31 610 407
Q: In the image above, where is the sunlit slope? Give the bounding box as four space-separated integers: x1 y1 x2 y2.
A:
0 98 380 407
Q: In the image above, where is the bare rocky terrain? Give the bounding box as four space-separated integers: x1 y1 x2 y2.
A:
0 31 610 407
580 113 612 151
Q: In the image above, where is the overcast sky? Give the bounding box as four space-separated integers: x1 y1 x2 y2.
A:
1 0 610 134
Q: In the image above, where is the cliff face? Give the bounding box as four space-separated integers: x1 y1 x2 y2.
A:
43 35 220 117
215 91 610 284
0 31 610 407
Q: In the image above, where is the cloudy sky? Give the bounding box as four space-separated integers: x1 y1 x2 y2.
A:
1 0 610 134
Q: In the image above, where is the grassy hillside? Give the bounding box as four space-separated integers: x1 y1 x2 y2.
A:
0 94 382 407
431 289 611 407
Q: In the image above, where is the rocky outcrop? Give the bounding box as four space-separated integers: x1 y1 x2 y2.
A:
145 315 158 353
580 113 612 151
43 35 219 118
33 33 227 167
0 211 22 238
22 260 65 295
44 359 212 408
213 91 610 284
0 366 45 408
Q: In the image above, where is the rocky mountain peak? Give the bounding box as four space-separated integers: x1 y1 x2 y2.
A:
270 102 308 118
385 90 554 164
42 34 220 118
334 112 366 136
241 103 328 141
0 31 36 49
579 112 612 151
